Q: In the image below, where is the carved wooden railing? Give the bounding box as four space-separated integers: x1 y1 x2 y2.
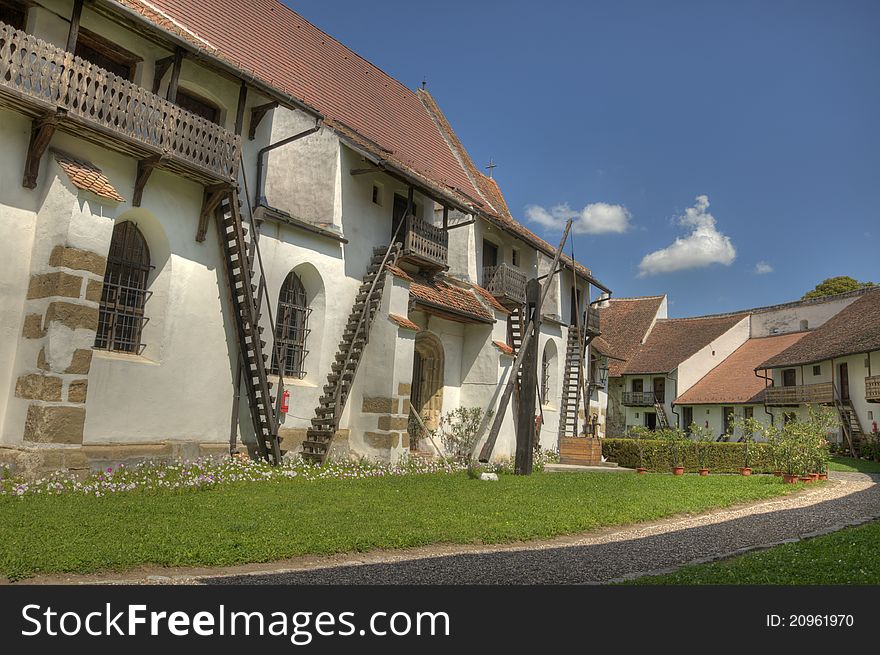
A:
621 391 659 406
764 382 834 406
483 263 527 305
401 214 448 268
866 376 880 402
584 306 600 335
0 22 239 182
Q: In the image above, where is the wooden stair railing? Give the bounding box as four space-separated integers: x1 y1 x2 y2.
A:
832 383 862 457
558 326 584 439
215 188 283 463
301 240 402 464
654 399 670 429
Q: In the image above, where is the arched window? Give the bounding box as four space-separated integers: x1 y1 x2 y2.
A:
271 272 311 378
541 349 551 404
95 221 152 353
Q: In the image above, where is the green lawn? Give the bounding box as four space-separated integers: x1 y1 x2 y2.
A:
828 455 880 473
0 472 796 581
631 519 880 585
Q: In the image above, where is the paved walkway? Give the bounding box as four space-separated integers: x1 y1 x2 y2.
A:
203 472 880 585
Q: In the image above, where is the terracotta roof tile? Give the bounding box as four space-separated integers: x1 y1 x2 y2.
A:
409 275 494 323
624 313 748 375
597 296 665 377
493 340 515 356
115 0 483 206
385 264 413 282
388 313 420 331
52 150 124 202
675 332 809 405
758 289 880 368
471 283 509 314
590 335 625 361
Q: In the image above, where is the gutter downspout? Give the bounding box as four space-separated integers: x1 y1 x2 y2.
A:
667 370 680 429
255 119 323 208
755 369 774 425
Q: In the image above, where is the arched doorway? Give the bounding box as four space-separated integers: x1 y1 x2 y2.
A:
410 332 444 451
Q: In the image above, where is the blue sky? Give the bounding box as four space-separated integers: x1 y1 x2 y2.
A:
286 0 879 317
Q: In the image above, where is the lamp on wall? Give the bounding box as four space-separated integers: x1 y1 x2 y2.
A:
598 362 609 388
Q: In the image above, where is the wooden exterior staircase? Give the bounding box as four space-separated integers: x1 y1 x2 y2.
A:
215 189 282 463
508 305 525 390
301 242 402 464
833 388 863 456
558 327 585 438
654 400 670 429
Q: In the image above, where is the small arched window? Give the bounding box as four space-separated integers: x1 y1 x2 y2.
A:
800 319 809 331
541 349 551 404
94 221 152 353
271 272 311 378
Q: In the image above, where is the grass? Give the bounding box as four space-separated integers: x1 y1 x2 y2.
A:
0 472 796 581
828 455 880 474
631 519 880 585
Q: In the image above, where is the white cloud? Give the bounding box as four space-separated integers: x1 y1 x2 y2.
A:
524 201 631 235
638 195 736 277
754 262 773 274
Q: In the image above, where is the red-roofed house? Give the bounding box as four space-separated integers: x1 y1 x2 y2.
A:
0 0 609 474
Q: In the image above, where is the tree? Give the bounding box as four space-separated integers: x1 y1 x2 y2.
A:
802 276 875 300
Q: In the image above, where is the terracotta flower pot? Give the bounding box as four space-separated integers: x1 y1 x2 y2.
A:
809 473 820 481
818 473 828 481
636 467 648 475
783 473 798 484
740 467 752 476
698 468 709 476
799 475 813 483
672 466 685 476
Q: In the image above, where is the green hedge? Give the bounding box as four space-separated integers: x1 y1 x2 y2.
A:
602 438 775 473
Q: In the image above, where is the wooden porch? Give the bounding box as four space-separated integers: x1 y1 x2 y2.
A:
866 376 880 403
483 262 527 307
584 306 601 337
621 391 658 407
763 382 834 406
0 22 240 187
397 214 448 272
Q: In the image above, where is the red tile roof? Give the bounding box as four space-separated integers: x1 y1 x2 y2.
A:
52 150 124 201
471 283 509 315
624 313 748 375
385 264 414 282
596 296 665 377
409 276 494 323
388 314 420 331
591 335 625 362
674 332 809 405
758 289 880 368
493 340 515 356
115 0 483 207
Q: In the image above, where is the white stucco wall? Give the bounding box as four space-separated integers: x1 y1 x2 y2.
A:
751 294 862 338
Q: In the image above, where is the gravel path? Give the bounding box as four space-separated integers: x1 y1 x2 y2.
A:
205 473 880 585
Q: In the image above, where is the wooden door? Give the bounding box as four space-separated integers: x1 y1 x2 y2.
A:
653 377 665 404
839 362 850 401
645 412 657 430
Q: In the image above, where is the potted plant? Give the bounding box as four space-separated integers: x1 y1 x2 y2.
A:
734 415 760 476
661 427 688 475
631 426 649 474
691 423 713 476
765 425 783 476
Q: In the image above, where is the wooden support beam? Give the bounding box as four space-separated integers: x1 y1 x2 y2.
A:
132 156 163 207
445 219 475 231
442 206 449 231
197 186 228 242
515 278 542 475
234 82 249 137
22 113 60 189
152 55 174 95
66 0 84 53
249 101 278 140
349 167 381 176
165 47 185 104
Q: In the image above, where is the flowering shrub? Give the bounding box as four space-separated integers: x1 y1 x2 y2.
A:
0 449 557 499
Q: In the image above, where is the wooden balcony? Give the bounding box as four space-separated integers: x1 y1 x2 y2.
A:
483 263 527 307
621 391 658 407
584 306 601 337
0 22 240 185
763 382 834 406
866 376 880 403
398 214 448 272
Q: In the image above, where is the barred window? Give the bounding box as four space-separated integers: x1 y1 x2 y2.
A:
541 350 550 404
94 222 152 354
271 272 311 378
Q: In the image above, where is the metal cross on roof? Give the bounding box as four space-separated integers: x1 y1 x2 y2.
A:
486 158 497 178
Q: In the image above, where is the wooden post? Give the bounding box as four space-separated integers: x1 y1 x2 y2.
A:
166 47 184 103
515 278 541 475
66 0 84 53
234 82 248 136
442 206 449 231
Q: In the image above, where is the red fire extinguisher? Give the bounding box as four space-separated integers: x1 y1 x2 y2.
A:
281 390 290 414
